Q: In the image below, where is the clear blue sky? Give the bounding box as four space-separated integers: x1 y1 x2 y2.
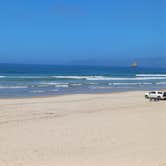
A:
0 0 165 67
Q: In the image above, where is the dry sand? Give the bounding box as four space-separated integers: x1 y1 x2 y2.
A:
0 91 166 166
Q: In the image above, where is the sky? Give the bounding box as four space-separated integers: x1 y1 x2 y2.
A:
0 0 165 67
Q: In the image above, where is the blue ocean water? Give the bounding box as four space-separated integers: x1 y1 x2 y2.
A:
0 64 166 98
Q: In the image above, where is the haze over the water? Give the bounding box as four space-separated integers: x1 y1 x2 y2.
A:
0 0 165 67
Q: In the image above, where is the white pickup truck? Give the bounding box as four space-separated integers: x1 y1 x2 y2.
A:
145 91 166 100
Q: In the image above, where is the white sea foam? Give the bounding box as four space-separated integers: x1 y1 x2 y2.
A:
0 76 7 78
134 77 166 80
136 74 166 77
110 82 152 86
55 84 69 88
0 86 27 89
88 76 166 81
31 90 45 93
11 76 48 79
52 75 166 81
70 83 82 86
90 86 112 89
2 75 166 81
52 76 88 79
41 82 65 85
40 82 69 88
88 82 98 85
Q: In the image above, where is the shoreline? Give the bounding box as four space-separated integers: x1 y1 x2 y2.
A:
0 89 148 100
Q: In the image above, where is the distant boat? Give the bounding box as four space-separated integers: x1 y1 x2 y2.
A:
131 62 138 68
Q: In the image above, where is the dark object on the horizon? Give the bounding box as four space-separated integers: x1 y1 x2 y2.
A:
131 62 138 68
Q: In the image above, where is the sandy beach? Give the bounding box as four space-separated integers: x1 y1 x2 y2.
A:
0 91 166 166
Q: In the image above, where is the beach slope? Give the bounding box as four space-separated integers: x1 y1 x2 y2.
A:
0 91 166 166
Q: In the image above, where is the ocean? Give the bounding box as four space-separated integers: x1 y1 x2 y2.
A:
0 64 166 98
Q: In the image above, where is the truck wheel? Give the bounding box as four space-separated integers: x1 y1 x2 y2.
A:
157 96 161 101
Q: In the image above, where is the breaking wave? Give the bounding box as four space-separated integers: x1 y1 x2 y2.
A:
136 74 166 77
0 86 27 89
1 75 166 81
0 76 7 78
109 82 152 85
52 76 166 81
